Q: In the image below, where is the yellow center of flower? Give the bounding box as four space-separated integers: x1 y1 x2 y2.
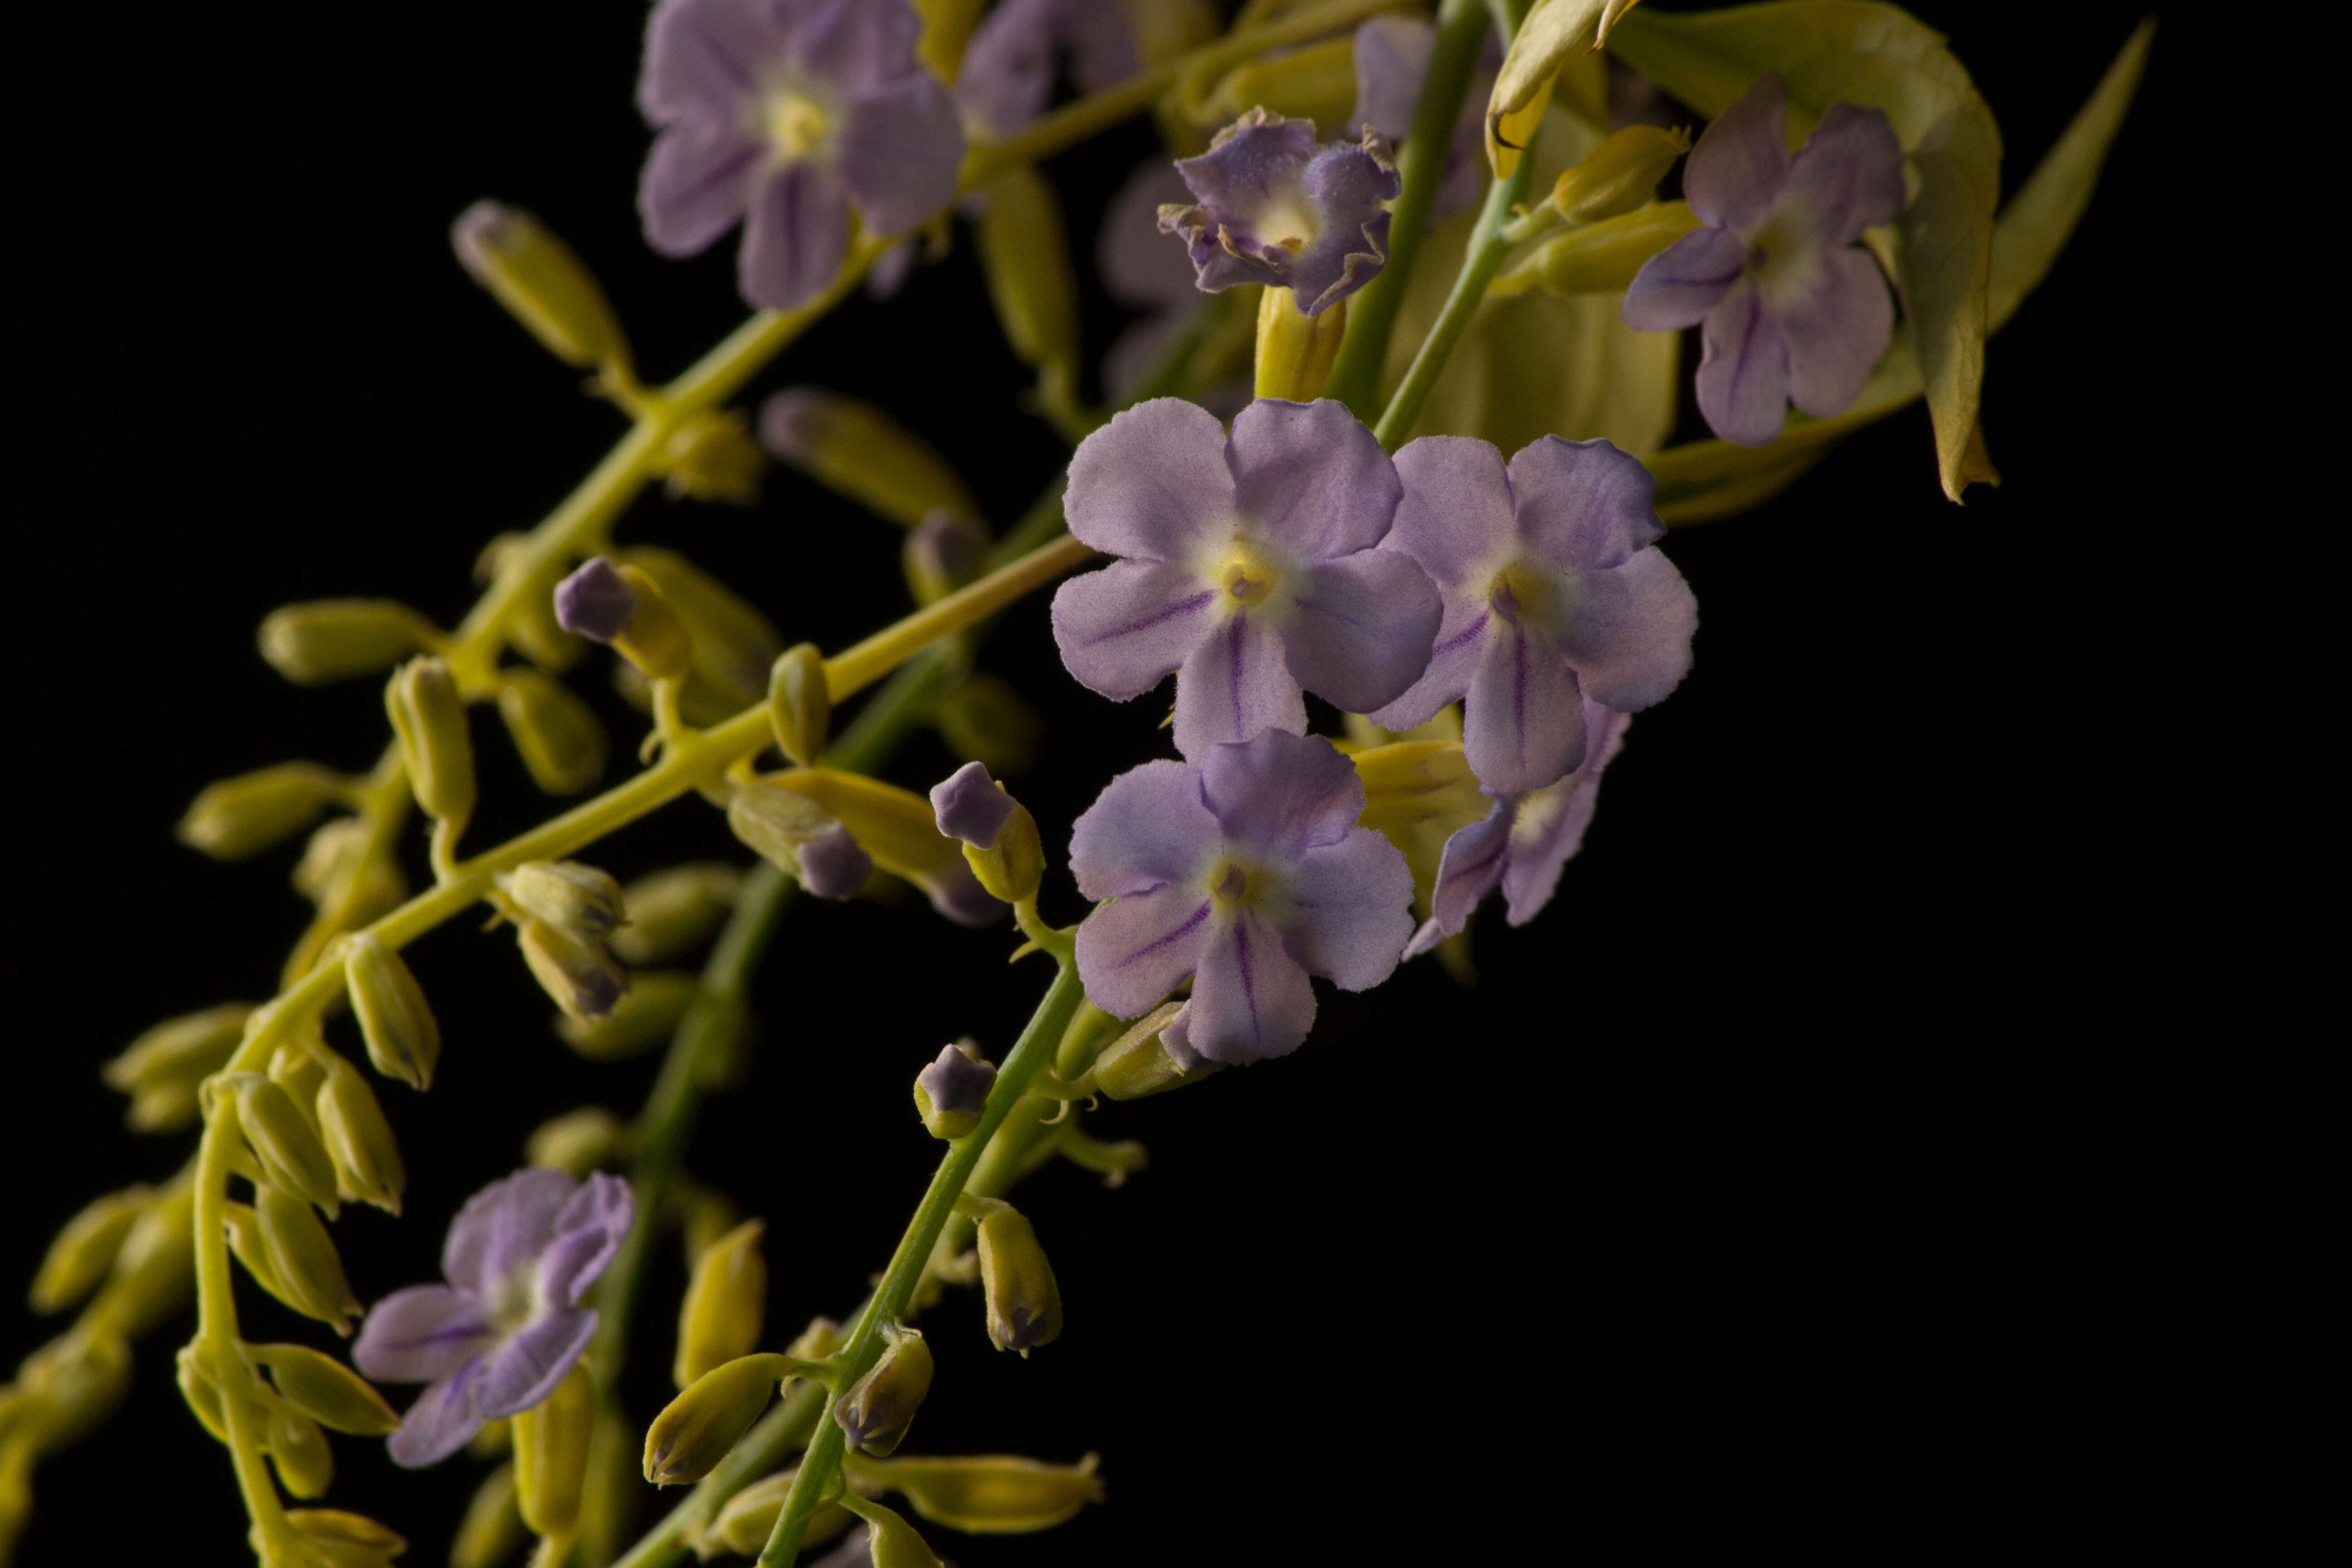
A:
1218 541 1280 608
768 90 831 161
1208 858 1262 910
1489 561 1556 628
1262 194 1320 255
486 1261 539 1333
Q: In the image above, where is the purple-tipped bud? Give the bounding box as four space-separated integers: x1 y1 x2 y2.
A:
904 510 988 605
554 558 638 644
795 825 873 901
913 1043 996 1140
929 763 1018 850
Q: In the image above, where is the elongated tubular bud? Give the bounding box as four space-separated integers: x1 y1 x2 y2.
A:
675 1219 767 1388
1350 740 1483 831
497 669 607 795
660 408 768 505
618 547 783 704
513 1363 595 1537
314 1054 404 1213
1084 1002 1218 1102
1254 284 1348 402
974 164 1081 406
1551 123 1690 223
259 600 440 686
104 1004 253 1099
767 643 831 768
1532 201 1702 296
853 1452 1104 1534
758 387 980 528
285 1509 408 1568
29 1187 151 1315
343 931 440 1091
176 1343 242 1444
610 863 743 965
501 859 628 941
975 1205 1063 1356
267 1403 335 1499
98 1182 194 1338
451 1463 525 1568
902 510 987 606
643 1353 790 1486
252 1185 360 1336
223 1201 293 1306
526 1107 627 1176
843 1496 945 1568
253 1343 400 1436
229 1073 343 1213
15 1328 132 1450
451 200 628 371
834 1330 932 1458
553 969 696 1063
518 919 630 1021
385 656 475 826
177 763 346 860
726 782 869 898
707 1467 859 1555
771 768 1000 925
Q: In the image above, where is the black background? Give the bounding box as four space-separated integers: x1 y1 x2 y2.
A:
4 3 2313 1564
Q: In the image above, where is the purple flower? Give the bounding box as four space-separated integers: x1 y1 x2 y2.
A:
916 1043 996 1119
1348 15 1495 220
797 822 874 898
354 1168 633 1467
955 0 1138 139
636 0 964 313
1369 435 1694 797
554 557 637 643
1069 728 1415 1064
1051 398 1440 760
930 761 1016 848
1622 73 1904 447
1406 696 1627 956
1158 109 1400 315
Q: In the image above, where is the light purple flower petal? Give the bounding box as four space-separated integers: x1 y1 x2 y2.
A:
1227 399 1402 563
1173 611 1306 760
471 1307 599 1422
387 1358 491 1469
554 558 638 644
1463 619 1587 796
638 0 785 125
442 1168 580 1300
1386 436 1516 591
740 162 853 313
838 73 963 236
1621 223 1749 332
1064 398 1236 561
1406 796 1511 956
1186 915 1317 1063
1069 759 1220 900
955 0 1059 137
1779 246 1895 419
1050 560 1218 702
1505 436 1663 574
353 1285 497 1385
918 857 1006 926
1283 548 1442 716
539 1171 634 1308
1199 728 1362 858
1281 829 1415 990
638 122 763 260
1779 102 1906 248
1502 703 1627 925
784 0 921 88
1074 886 1214 1018
1100 161 1200 310
1351 14 1434 142
797 822 874 899
1368 599 1490 733
1559 547 1697 712
1695 280 1792 448
930 762 1016 849
1683 72 1789 231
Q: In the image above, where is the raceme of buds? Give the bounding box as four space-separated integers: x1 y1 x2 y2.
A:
259 600 440 686
1083 1002 1219 1101
451 200 629 372
500 859 628 941
661 408 769 505
834 1328 933 1457
284 1509 407 1568
252 1343 401 1436
727 782 873 901
643 1353 790 1486
704 1466 860 1556
675 1218 766 1388
496 668 608 795
759 387 980 529
103 1003 253 1131
913 1043 995 1141
343 931 441 1091
176 763 346 860
176 1342 260 1446
526 1107 627 1176
1549 124 1691 224
1532 201 1702 297
266 1402 335 1498
513 1364 595 1538
1254 283 1348 402
902 510 987 606
929 762 1042 906
29 1186 151 1315
974 1202 1063 1356
854 1452 1105 1534
610 863 743 965
226 1072 343 1214
556 968 698 1060
314 1054 405 1214
767 642 832 768
385 656 476 826
975 164 1081 420
518 918 630 1021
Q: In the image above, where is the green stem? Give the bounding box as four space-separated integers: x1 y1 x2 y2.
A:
1323 0 1494 418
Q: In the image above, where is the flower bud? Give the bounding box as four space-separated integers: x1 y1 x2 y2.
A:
834 1329 932 1457
518 919 630 1021
100 1182 194 1338
176 1343 248 1445
661 409 768 505
229 1072 343 1213
1550 124 1690 223
767 642 832 768
705 1467 858 1556
611 863 744 965
103 1004 253 1104
619 547 781 699
556 558 694 683
1254 283 1347 401
254 1343 401 1436
643 1353 788 1486
526 1106 628 1176
385 656 476 826
252 1184 362 1336
974 164 1081 421
1085 1002 1218 1101
786 1315 844 1362
912 1042 995 1142
451 200 628 371
177 763 346 860
966 801 1042 906
935 673 1042 778
1350 739 1483 831
290 819 407 920
29 1186 151 1315
555 968 698 1060
266 1403 335 1499
284 1509 407 1568
343 931 440 1091
974 1204 1062 1356
513 1364 595 1538
858 1452 1104 1534
1532 201 1702 296
451 1464 525 1568
17 1328 132 1450
497 668 608 795
1194 33 1355 130
902 510 987 605
268 1042 330 1128
675 1219 767 1388
759 387 979 528
777 769 1002 926
728 783 872 900
501 859 628 941
259 600 439 686
314 1054 405 1215
849 1498 944 1568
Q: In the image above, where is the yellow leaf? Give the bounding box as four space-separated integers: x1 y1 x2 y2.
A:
1487 0 1645 175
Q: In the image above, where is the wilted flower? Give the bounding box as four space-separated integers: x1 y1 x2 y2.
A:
1158 109 1400 315
354 1169 632 1466
1622 72 1904 446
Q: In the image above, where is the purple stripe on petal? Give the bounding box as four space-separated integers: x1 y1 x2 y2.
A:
1463 621 1586 796
1186 916 1316 1063
1074 886 1214 1018
1069 758 1221 899
1695 279 1791 447
387 1358 491 1469
1173 611 1304 761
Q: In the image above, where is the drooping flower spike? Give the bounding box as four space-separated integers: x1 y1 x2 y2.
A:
1158 109 1401 316
1052 398 1441 760
1370 434 1694 797
636 0 963 313
1407 696 1628 956
353 1168 633 1467
1070 729 1415 1063
1622 72 1905 447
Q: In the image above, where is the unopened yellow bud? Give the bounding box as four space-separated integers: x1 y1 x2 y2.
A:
975 164 1081 421
98 1182 194 1338
760 387 980 528
29 1186 151 1315
501 860 628 941
1195 33 1355 130
605 562 695 684
1351 740 1484 831
177 763 346 860
267 1403 335 1499
555 968 696 1059
845 1496 944 1568
962 800 1044 906
451 1463 525 1568
519 918 630 1021
644 1353 788 1486
452 200 629 371
251 1184 361 1336
176 1343 246 1445
284 1509 407 1568
1551 124 1691 223
617 546 784 700
104 1004 252 1104
291 820 408 926
254 1343 401 1436
268 1041 330 1122
259 600 440 686
705 1466 859 1556
227 1073 342 1213
767 643 832 768
343 931 440 1092
513 1363 595 1538
662 409 768 505
17 1329 131 1450
1084 1002 1218 1101
936 672 1042 778
1533 201 1702 296
527 1106 628 1176
834 1329 932 1457
610 863 744 965
675 1219 767 1388
855 1452 1104 1534
497 669 608 795
974 1204 1062 1356
385 656 475 826
1254 282 1348 400
314 1054 404 1214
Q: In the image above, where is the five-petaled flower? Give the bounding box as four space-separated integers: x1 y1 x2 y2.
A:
1070 728 1415 1063
1370 434 1693 797
1622 72 1905 447
636 0 963 312
1158 109 1400 315
1052 398 1441 761
354 1168 633 1467
954 0 1141 139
